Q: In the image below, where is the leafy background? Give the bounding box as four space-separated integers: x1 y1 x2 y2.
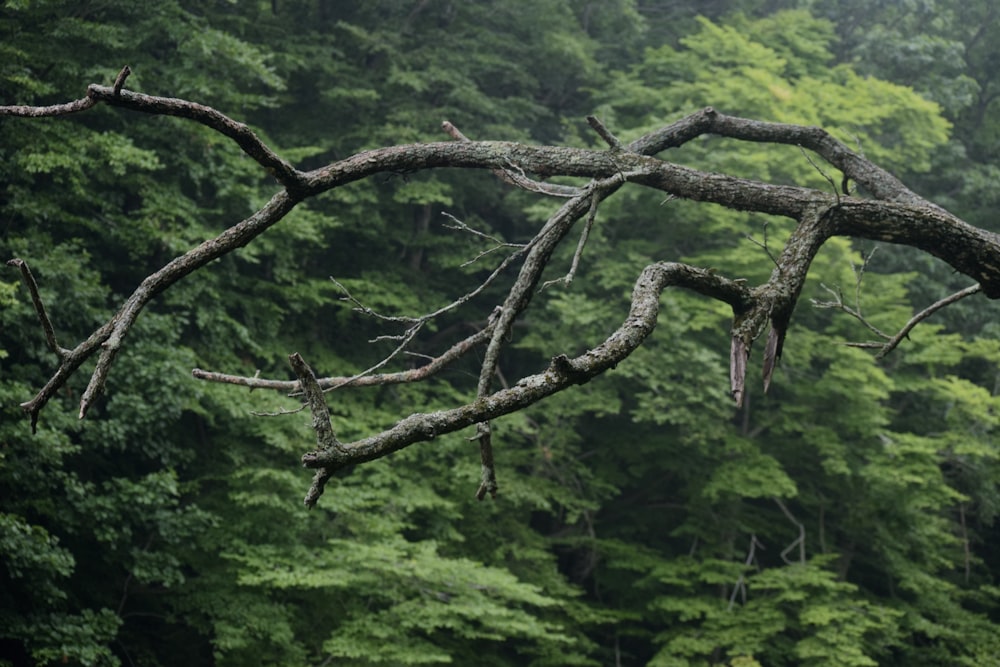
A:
2 1 1000 665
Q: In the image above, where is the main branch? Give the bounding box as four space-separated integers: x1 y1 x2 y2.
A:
6 71 1000 505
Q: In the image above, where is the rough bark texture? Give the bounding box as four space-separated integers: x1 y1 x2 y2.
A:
5 69 1000 505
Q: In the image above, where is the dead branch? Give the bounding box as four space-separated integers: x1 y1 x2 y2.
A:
774 497 806 565
873 284 982 359
289 352 347 508
6 259 67 360
6 72 1000 505
300 262 753 506
191 324 494 392
839 283 983 358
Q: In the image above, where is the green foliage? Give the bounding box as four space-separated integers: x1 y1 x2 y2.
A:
3 1 1000 666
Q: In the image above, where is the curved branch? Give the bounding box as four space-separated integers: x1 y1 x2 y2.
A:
86 85 305 190
8 77 1000 498
702 110 925 205
0 95 96 117
19 191 298 423
301 262 752 480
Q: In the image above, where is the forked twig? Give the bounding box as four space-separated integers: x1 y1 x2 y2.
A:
876 284 982 359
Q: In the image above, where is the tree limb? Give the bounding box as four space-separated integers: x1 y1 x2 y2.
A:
301 263 752 479
7 73 1000 507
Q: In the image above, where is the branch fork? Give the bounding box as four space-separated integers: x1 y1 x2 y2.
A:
6 69 1000 506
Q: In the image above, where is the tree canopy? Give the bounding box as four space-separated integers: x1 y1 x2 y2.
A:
3 2 1000 666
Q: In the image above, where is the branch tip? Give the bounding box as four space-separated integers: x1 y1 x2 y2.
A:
8 257 64 359
112 65 131 96
586 115 625 151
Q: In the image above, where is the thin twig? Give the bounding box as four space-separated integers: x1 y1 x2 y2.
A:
250 403 307 417
874 283 981 360
193 323 494 392
501 159 583 198
542 190 600 289
798 144 840 205
587 115 625 151
322 323 424 393
855 248 876 305
774 497 806 565
330 278 418 324
441 120 582 198
441 212 519 248
812 282 891 340
7 259 68 359
745 221 779 268
441 212 526 268
728 534 763 610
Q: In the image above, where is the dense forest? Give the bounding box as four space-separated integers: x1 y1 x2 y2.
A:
3 1 1000 665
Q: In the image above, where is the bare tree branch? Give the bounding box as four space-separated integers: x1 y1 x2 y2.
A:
873 284 982 359
6 74 1000 506
301 262 753 480
774 497 806 565
6 259 67 361
91 88 304 189
191 324 494 392
288 353 347 508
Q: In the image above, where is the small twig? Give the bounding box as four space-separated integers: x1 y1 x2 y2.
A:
799 145 840 205
330 278 418 324
541 191 599 290
473 422 498 500
814 267 980 359
774 497 806 565
112 65 131 96
331 237 527 385
586 115 625 151
874 283 981 360
193 323 494 392
333 223 529 329
441 212 517 248
7 259 68 360
441 120 582 198
250 403 307 417
851 247 877 317
812 282 891 340
745 221 779 267
322 323 424 393
728 534 763 610
500 159 583 198
441 212 526 267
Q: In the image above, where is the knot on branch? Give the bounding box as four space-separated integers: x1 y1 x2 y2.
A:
550 353 590 384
